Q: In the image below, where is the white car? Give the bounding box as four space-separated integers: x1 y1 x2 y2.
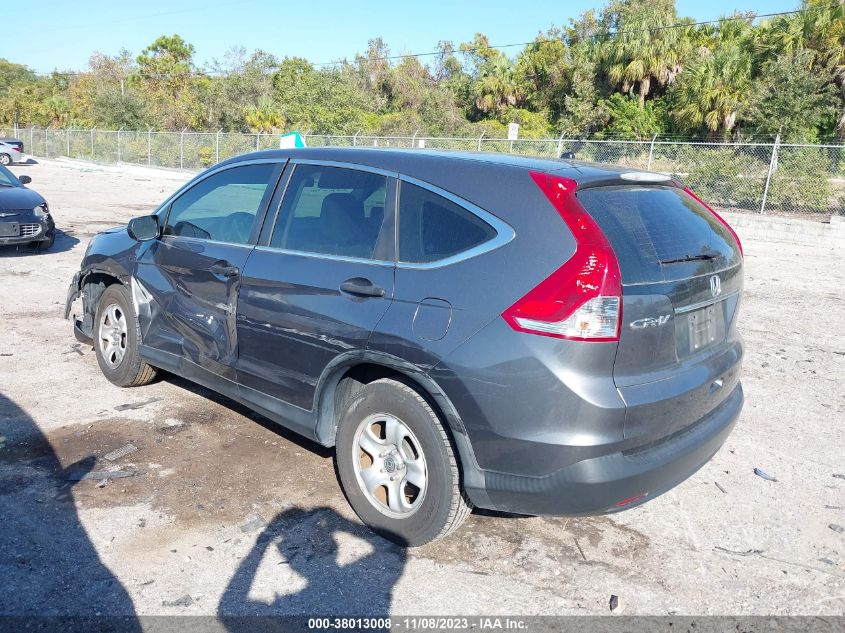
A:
0 141 23 166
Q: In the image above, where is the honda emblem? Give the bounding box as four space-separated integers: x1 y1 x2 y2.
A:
710 275 722 298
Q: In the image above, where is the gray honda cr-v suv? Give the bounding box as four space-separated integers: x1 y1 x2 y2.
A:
66 148 744 545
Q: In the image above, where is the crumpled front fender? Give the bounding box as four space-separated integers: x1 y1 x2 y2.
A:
64 271 82 320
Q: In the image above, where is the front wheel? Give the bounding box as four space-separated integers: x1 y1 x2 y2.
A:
0 154 10 166
335 378 472 546
94 284 157 387
31 230 55 251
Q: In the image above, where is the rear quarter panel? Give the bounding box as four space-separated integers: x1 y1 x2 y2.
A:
368 160 627 475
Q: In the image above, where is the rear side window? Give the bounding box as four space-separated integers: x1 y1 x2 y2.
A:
576 185 740 283
164 163 276 244
399 182 496 263
270 164 388 259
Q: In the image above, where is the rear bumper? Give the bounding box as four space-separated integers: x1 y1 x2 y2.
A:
0 150 23 163
467 382 742 515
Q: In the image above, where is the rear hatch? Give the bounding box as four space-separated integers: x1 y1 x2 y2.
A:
576 184 743 442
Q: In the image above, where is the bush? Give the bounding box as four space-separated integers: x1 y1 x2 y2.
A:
767 148 833 213
198 146 214 168
682 149 765 210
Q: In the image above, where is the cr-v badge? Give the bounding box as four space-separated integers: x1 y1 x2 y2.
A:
630 314 671 329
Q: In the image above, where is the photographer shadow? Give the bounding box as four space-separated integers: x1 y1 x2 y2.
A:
219 506 406 632
0 392 139 630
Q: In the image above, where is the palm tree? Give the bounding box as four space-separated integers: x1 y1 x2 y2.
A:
756 1 845 131
244 97 284 134
42 95 71 127
473 56 521 116
602 2 688 107
672 31 753 135
752 10 806 65
803 0 845 131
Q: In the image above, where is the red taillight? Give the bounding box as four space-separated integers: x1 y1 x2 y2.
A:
501 172 622 341
682 186 743 257
614 493 648 507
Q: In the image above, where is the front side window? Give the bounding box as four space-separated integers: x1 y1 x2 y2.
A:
398 182 496 263
270 164 388 259
164 163 276 244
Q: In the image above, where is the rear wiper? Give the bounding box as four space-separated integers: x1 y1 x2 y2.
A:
659 252 718 265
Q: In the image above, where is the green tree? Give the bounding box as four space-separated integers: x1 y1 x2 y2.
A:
0 59 36 94
558 43 609 136
77 50 147 129
244 96 284 133
0 60 39 126
473 55 521 116
671 18 754 135
598 93 664 138
515 30 569 118
42 94 71 127
134 34 202 129
802 0 845 132
457 34 521 118
273 58 373 133
208 47 278 130
601 0 688 106
747 50 839 140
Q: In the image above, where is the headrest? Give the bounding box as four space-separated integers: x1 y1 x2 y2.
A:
321 193 365 244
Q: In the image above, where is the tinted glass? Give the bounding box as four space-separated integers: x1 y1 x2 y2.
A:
164 163 276 244
577 185 740 284
270 164 387 259
398 182 496 263
0 164 18 187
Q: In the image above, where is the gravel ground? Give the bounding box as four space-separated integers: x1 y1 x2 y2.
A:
0 158 843 618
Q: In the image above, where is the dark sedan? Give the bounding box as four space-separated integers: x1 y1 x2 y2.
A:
0 164 54 250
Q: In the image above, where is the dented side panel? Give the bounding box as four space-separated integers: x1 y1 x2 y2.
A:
133 236 253 381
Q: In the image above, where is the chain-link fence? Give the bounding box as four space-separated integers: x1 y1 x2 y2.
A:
2 127 843 220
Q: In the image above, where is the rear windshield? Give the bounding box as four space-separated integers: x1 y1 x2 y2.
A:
576 185 740 284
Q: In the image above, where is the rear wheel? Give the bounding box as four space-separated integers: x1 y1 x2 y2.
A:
335 378 472 546
94 284 157 387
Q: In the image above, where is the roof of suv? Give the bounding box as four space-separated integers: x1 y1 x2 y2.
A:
221 147 654 188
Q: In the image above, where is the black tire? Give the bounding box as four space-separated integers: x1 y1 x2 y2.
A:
335 378 472 546
0 154 10 166
31 230 55 251
94 284 157 387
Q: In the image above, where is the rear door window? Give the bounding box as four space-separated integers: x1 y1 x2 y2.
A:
398 182 496 263
164 163 277 244
576 185 740 284
270 164 388 260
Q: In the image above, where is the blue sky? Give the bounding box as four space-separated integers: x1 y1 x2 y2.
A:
7 0 799 73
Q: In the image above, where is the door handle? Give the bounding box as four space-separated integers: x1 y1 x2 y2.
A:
209 261 240 278
339 277 385 298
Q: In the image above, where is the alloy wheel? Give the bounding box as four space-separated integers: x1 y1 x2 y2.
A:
352 412 428 518
98 303 128 368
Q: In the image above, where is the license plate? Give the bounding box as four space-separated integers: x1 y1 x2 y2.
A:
0 223 19 237
687 305 725 352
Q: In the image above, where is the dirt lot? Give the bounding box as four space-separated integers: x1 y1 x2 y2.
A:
1 158 844 618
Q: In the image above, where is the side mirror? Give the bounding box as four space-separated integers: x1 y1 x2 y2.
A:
127 214 160 242
18 175 31 185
